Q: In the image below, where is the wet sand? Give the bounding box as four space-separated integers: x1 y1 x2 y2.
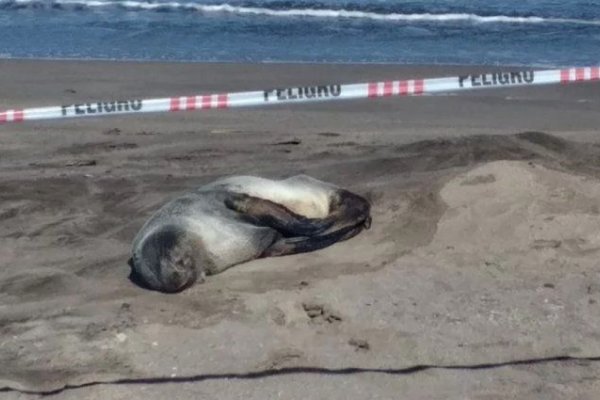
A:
1 60 600 399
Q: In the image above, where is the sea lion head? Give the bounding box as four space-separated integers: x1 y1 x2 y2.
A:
132 225 203 293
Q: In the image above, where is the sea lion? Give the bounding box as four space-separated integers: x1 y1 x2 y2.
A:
131 175 371 293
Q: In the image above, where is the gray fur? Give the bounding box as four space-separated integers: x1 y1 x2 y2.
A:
131 175 370 293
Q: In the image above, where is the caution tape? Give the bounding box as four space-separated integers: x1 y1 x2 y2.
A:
0 67 598 124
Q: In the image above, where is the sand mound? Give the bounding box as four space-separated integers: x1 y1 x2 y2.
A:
434 159 600 257
2 132 600 394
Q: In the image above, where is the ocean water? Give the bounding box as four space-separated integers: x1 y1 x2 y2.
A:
0 0 598 66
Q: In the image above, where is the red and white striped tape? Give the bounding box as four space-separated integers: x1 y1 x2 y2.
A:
0 109 24 123
368 79 424 97
168 94 229 111
0 67 598 124
561 67 600 83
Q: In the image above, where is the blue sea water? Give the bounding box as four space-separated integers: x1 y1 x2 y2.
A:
0 0 598 66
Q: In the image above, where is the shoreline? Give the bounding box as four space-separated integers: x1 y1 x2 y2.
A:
0 56 566 69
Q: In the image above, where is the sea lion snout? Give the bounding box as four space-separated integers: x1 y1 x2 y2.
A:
133 226 202 293
159 245 199 293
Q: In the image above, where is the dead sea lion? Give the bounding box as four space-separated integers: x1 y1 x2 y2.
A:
131 175 371 293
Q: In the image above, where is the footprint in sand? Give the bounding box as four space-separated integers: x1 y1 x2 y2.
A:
348 338 370 352
302 302 343 324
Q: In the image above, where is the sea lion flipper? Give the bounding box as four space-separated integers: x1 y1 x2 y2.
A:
322 189 371 233
262 223 365 257
224 193 333 237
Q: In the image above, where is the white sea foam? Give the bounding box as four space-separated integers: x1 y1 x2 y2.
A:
5 0 600 26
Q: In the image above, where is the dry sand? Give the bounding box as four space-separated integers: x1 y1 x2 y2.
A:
1 61 600 399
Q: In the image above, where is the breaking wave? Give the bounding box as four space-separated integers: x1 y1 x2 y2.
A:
3 0 600 26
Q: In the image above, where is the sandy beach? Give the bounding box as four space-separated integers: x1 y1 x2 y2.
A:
1 60 600 399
